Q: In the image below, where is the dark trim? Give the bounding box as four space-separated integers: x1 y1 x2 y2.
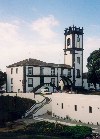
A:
82 33 84 87
27 75 57 77
63 48 84 51
23 66 26 93
28 67 33 75
65 33 66 50
28 78 33 87
57 68 58 88
6 75 7 93
64 26 83 36
72 32 75 89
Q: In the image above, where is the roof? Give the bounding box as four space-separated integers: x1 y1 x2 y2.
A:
7 58 72 69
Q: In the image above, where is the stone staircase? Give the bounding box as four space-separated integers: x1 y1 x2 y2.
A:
24 95 52 118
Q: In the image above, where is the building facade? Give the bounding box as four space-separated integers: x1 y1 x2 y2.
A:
64 26 83 89
6 58 73 93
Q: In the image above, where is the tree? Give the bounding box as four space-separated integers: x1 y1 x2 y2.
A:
0 70 6 88
87 49 100 89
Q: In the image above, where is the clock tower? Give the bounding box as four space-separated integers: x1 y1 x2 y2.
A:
64 25 84 89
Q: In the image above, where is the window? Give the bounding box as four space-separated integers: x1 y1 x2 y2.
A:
40 67 44 75
11 68 13 74
77 37 80 42
51 68 55 75
28 67 33 75
67 69 71 77
77 57 80 64
51 78 55 84
61 68 64 75
89 106 92 113
11 86 13 92
67 38 70 47
61 103 63 109
75 105 77 111
28 78 33 87
77 36 80 48
16 68 18 74
18 89 20 93
76 69 80 78
11 78 13 84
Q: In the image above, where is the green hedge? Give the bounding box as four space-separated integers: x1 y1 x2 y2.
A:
0 121 92 139
0 95 36 127
24 121 92 139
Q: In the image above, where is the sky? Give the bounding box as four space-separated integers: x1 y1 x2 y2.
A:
0 0 100 72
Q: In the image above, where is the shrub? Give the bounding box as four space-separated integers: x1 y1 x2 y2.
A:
25 121 92 138
0 95 36 127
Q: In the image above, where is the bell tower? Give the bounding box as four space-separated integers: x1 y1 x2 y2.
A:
64 25 84 89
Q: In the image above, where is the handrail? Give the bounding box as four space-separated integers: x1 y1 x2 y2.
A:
25 97 46 117
33 98 52 115
25 97 45 113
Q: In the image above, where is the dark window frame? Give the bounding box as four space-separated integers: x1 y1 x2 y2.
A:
51 78 55 84
76 69 81 78
61 103 63 109
16 68 18 74
67 69 71 77
28 78 33 87
76 36 80 48
11 86 13 92
75 105 77 111
77 57 80 64
67 38 70 46
89 106 92 113
51 68 55 75
11 68 13 74
11 78 13 84
28 67 33 75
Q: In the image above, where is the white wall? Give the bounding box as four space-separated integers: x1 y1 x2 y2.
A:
64 51 72 66
44 67 51 75
75 51 82 87
6 66 23 93
52 93 100 125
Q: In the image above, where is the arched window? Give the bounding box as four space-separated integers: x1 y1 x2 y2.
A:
67 38 70 47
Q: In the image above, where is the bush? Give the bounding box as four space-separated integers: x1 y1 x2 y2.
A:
25 121 92 138
0 121 92 139
0 95 36 127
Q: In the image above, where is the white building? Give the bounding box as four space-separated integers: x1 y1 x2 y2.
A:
6 25 100 93
6 58 73 93
6 26 83 93
64 26 83 89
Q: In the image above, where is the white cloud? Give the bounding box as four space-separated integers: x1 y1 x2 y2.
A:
31 15 59 39
0 22 19 46
0 16 63 71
